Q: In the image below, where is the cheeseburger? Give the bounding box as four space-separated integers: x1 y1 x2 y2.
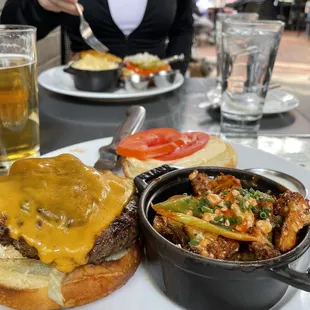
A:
0 154 140 309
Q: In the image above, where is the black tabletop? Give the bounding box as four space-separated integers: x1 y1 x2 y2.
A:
39 78 310 155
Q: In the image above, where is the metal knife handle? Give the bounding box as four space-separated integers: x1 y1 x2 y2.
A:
112 105 146 146
162 54 185 64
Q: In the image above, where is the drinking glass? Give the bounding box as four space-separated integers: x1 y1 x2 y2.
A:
220 20 284 135
206 13 259 104
0 25 39 171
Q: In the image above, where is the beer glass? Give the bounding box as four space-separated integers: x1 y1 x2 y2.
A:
0 25 39 170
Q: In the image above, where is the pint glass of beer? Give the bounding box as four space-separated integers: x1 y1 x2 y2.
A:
0 25 39 170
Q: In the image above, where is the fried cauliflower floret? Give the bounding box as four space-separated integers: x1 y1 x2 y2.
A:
153 216 189 247
193 236 239 260
189 171 241 196
249 242 281 260
274 191 310 252
256 220 273 236
230 202 255 232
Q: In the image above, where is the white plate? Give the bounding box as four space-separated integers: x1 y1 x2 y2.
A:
264 90 299 115
2 138 310 310
38 66 184 102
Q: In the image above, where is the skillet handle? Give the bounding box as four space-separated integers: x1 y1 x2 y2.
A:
134 165 178 193
270 265 310 292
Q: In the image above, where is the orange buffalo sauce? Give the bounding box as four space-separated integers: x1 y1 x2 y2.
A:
0 154 134 273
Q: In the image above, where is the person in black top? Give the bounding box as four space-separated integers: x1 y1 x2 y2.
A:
0 0 193 74
225 0 265 14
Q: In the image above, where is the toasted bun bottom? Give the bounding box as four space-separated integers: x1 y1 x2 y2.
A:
0 244 141 310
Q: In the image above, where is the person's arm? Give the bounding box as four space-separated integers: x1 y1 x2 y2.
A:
0 0 63 40
166 0 194 74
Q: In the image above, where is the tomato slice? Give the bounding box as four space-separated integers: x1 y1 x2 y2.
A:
154 132 210 161
125 62 170 76
116 129 210 161
116 128 183 159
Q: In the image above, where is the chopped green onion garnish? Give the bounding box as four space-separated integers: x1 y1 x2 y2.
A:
249 188 255 194
239 198 246 212
262 197 275 203
229 216 243 225
266 190 272 195
206 207 215 213
259 211 267 219
197 197 215 213
236 188 248 196
244 193 251 200
200 206 215 213
261 207 271 217
216 204 223 208
224 201 232 208
251 205 259 216
222 190 230 196
275 215 283 226
185 198 191 204
197 198 206 210
188 239 200 247
214 215 226 223
210 221 233 231
253 190 264 199
204 197 213 208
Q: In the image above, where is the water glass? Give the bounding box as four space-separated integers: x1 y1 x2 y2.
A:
220 20 284 135
207 13 259 104
0 25 39 171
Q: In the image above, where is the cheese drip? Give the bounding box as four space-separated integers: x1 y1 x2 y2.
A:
0 154 134 273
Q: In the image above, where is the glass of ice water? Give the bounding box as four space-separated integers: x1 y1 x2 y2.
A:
220 20 284 136
206 13 258 104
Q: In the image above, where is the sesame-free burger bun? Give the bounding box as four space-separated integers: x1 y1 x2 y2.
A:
0 244 140 310
122 136 237 178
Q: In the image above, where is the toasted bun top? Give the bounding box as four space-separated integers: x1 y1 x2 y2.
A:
122 136 237 178
0 154 134 273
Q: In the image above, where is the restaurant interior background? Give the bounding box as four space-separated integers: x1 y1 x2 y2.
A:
192 0 310 105
0 0 310 88
0 0 309 98
0 0 309 83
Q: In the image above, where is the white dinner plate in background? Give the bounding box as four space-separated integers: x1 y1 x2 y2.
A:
38 66 184 102
264 89 299 115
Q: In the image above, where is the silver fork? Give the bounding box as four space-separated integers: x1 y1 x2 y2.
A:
94 106 146 172
75 2 109 54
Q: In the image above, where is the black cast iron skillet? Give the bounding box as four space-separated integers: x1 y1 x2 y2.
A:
63 65 121 92
134 165 310 310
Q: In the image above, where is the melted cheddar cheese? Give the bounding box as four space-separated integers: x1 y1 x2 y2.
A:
0 154 134 273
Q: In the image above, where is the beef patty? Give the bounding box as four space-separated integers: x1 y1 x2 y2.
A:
0 196 138 265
